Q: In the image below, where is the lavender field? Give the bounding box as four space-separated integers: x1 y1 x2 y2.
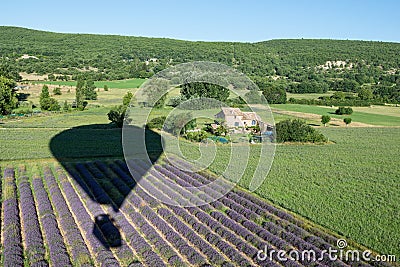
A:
0 160 391 266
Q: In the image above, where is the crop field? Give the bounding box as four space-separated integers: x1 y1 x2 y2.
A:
286 91 335 100
271 104 400 126
1 158 388 267
33 78 146 89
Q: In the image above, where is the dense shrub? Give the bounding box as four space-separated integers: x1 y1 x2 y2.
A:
107 105 127 128
185 130 208 142
146 116 166 130
335 107 353 115
276 119 327 143
167 96 184 107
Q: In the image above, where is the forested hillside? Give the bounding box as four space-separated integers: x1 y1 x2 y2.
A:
1 26 400 103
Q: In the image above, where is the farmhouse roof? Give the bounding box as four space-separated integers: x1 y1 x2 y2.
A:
218 107 261 121
220 107 244 116
242 112 261 121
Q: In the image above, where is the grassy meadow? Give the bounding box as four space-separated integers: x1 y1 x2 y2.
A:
33 78 146 89
271 104 400 126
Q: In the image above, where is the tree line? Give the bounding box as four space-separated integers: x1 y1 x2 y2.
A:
1 26 400 105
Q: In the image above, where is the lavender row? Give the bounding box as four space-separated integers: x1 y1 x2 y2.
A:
106 160 160 208
74 162 165 266
163 162 340 257
146 163 308 266
31 175 72 266
56 166 121 266
138 205 207 266
68 164 133 265
117 160 259 265
42 166 94 266
103 159 369 266
84 162 166 265
93 161 189 266
107 161 206 266
1 167 24 267
17 166 48 267
129 162 257 266
110 160 370 267
162 162 359 266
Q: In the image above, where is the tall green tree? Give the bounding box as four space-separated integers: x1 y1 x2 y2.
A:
344 117 352 126
75 78 85 110
0 76 17 115
122 91 134 106
261 86 287 104
321 115 331 127
39 85 50 109
256 78 287 104
357 87 373 100
40 85 60 111
84 79 97 100
181 82 230 102
0 63 21 81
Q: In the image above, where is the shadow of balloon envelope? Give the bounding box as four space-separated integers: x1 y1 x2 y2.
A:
50 124 163 248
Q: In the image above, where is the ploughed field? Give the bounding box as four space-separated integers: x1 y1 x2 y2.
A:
0 159 389 267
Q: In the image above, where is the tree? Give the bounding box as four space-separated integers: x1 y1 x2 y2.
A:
153 93 167 109
321 115 331 127
40 85 60 111
186 130 208 142
146 116 166 130
122 91 134 106
215 125 228 136
0 63 21 81
276 119 327 143
167 96 184 107
357 87 373 100
40 85 50 102
0 76 17 115
103 84 109 91
331 91 345 100
108 92 134 127
53 87 62 95
142 78 169 107
163 113 195 136
261 86 287 104
343 117 352 126
75 78 85 110
39 85 52 110
243 90 263 104
84 79 97 100
107 105 127 128
41 98 60 111
63 100 70 112
181 82 230 102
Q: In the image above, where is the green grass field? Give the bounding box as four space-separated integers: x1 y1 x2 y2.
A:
271 104 400 126
286 91 335 100
180 127 400 256
33 78 146 89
